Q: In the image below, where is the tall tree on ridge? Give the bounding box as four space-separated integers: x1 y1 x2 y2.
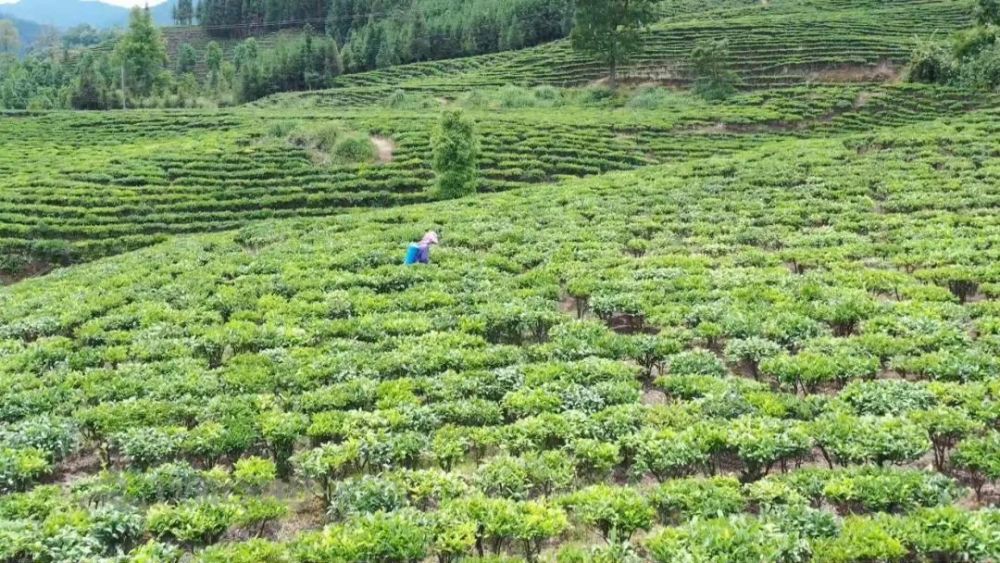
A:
114 7 167 97
570 0 655 86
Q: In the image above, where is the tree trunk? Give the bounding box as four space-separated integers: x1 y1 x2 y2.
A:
609 57 618 87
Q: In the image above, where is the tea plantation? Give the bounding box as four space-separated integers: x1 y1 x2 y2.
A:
2 0 1000 561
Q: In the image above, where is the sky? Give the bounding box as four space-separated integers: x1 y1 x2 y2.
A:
0 0 168 6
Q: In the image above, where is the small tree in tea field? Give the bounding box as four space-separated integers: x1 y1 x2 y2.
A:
691 39 740 101
432 110 479 199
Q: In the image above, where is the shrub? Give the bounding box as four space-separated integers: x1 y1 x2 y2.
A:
907 40 958 84
293 509 430 563
113 426 185 470
838 380 935 416
198 538 289 563
762 350 878 393
0 447 51 492
890 506 1000 561
667 349 727 377
628 428 707 481
646 514 809 562
957 43 1000 91
147 499 237 547
125 461 209 503
720 417 813 482
652 476 746 524
811 413 930 468
233 497 287 537
232 457 278 494
475 455 532 500
260 411 307 479
329 475 408 519
566 439 621 482
811 516 907 563
977 0 1000 25
909 407 984 470
821 468 959 514
89 505 144 554
0 415 78 462
332 135 376 164
951 432 1000 500
561 484 655 542
690 39 740 101
432 110 479 199
725 337 783 380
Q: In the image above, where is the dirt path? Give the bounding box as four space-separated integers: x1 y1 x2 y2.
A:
371 136 395 164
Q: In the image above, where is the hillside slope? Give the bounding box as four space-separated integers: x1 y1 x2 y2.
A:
264 0 973 109
1 108 999 559
2 83 994 279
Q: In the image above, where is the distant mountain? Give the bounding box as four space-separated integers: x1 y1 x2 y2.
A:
0 0 176 30
0 12 49 53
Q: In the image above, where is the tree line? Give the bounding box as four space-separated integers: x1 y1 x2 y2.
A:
0 8 346 110
2 0 743 111
187 0 573 72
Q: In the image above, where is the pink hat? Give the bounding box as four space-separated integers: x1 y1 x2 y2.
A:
420 231 439 245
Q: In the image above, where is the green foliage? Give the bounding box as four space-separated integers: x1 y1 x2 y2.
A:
237 33 344 102
0 20 20 55
198 539 288 563
909 407 984 470
147 499 237 547
951 432 1000 499
329 475 407 519
811 516 908 562
838 380 935 416
177 44 198 74
232 457 278 494
562 484 655 542
811 413 931 468
652 476 746 524
0 447 50 492
432 110 479 199
571 0 656 84
260 411 308 479
977 0 1000 25
725 337 782 380
690 39 741 101
114 7 167 98
821 467 959 514
646 514 809 563
908 39 958 84
291 508 430 562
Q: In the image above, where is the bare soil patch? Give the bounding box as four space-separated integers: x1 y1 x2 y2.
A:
807 61 899 83
371 136 396 164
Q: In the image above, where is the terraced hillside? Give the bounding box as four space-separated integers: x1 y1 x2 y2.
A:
2 107 1000 560
264 0 974 109
2 83 993 279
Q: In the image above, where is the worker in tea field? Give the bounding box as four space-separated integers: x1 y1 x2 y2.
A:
404 231 439 265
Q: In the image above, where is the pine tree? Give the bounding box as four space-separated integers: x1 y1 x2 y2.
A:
114 7 167 98
177 0 195 25
374 33 398 69
177 44 198 74
409 8 430 62
205 41 223 88
325 39 343 77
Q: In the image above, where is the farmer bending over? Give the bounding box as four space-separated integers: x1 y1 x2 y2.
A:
404 231 439 265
